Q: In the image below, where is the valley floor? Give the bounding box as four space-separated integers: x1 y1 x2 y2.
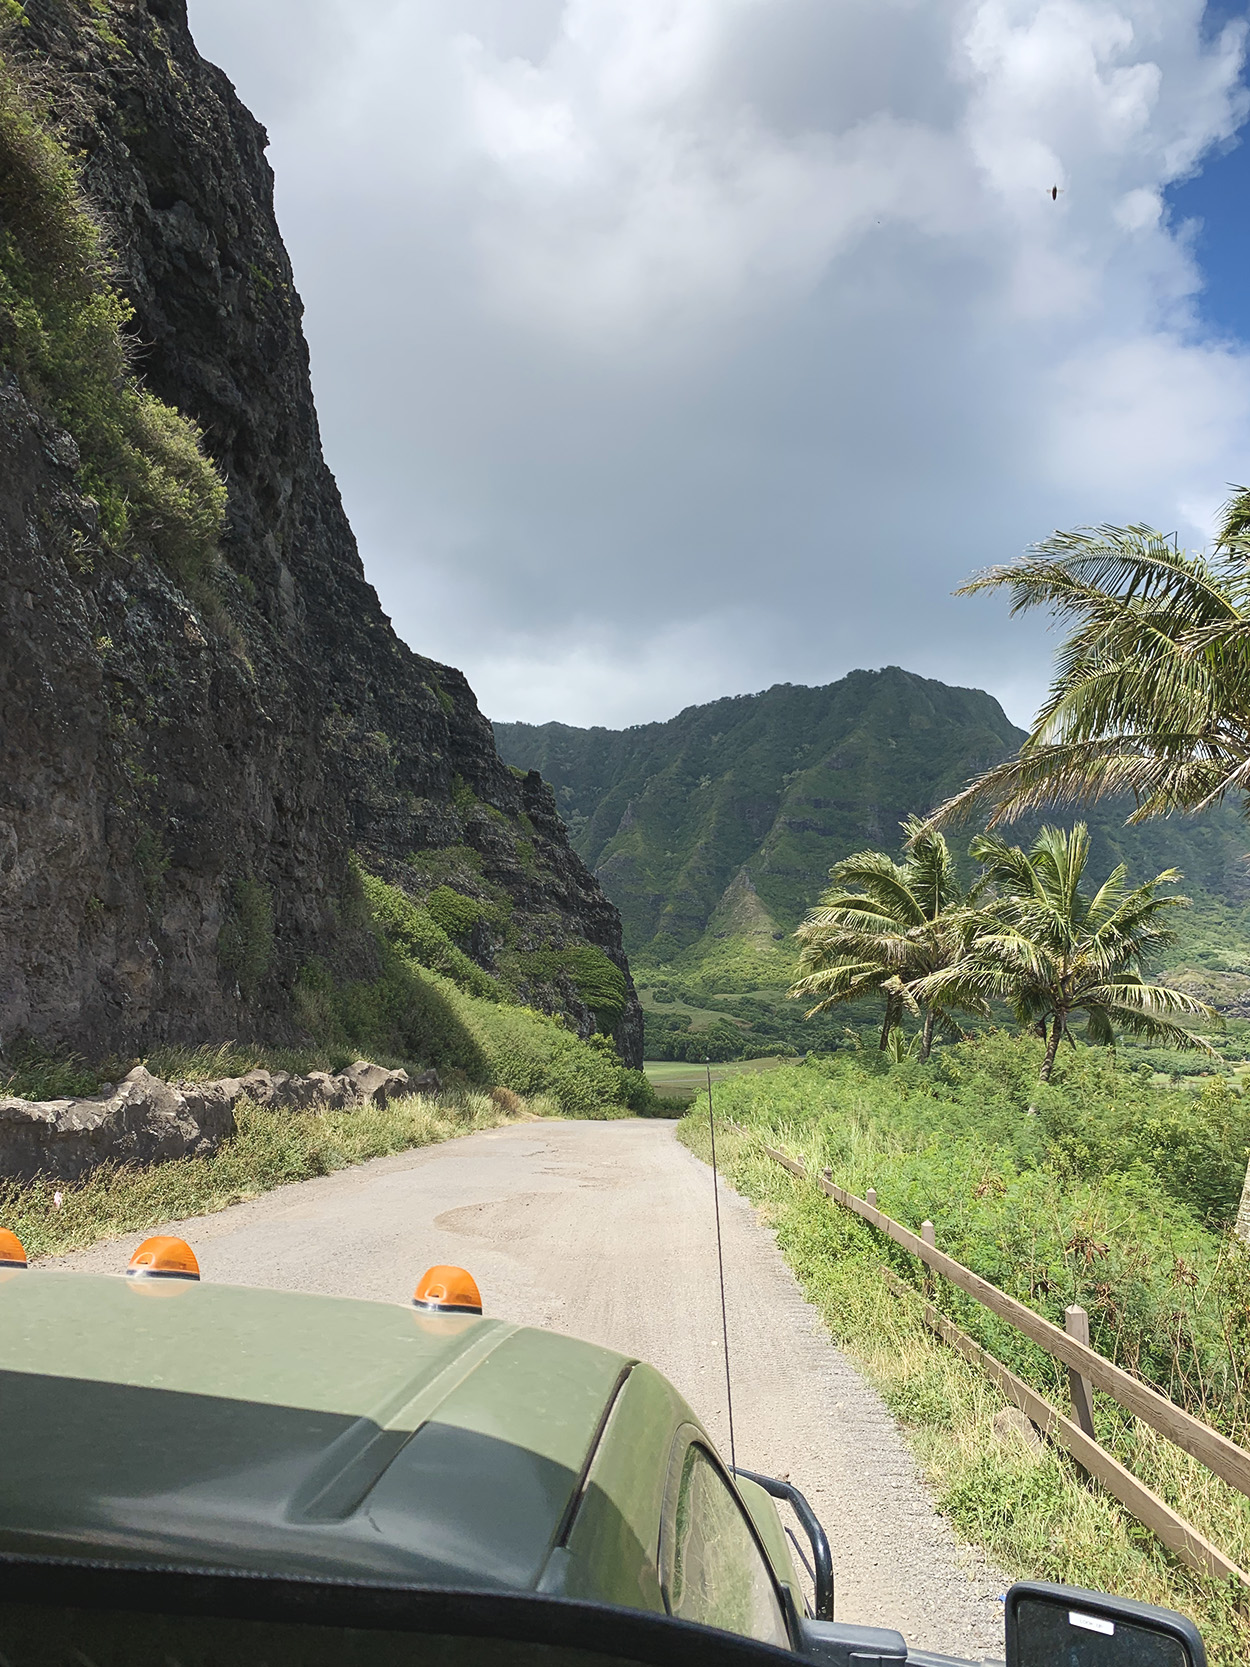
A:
45 1118 1006 1657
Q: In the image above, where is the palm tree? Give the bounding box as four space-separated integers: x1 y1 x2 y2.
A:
914 824 1217 1093
929 521 1250 828
789 819 981 1059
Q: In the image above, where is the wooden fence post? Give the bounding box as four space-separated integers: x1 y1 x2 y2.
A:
866 1189 877 1210
762 1145 1250 1513
921 1221 936 1296
1065 1305 1097 1437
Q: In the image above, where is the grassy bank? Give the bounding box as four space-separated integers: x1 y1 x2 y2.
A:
290 866 651 1119
679 1039 1250 1664
4 1085 539 1261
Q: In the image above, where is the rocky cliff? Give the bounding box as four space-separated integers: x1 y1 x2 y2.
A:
1 0 640 1065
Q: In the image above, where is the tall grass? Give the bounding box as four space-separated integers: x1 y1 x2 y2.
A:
679 1039 1250 1664
2 1087 548 1260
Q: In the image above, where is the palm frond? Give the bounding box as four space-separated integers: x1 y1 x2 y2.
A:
1081 978 1220 1023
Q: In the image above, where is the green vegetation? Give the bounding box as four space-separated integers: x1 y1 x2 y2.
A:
294 867 647 1118
3 863 649 1119
916 824 1216 1084
495 670 1250 971
503 943 628 1033
425 884 499 941
794 818 983 1056
2 1087 537 1260
792 820 1217 1084
937 519 1250 828
495 671 1029 961
641 975 885 1061
216 879 275 999
392 850 630 1044
642 1056 796 1103
0 44 226 579
356 867 499 1000
495 671 1250 1067
680 1042 1250 1662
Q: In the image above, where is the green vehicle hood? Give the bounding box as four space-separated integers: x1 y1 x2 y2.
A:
0 1272 630 1590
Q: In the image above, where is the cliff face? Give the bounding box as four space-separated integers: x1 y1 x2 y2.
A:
1 0 640 1064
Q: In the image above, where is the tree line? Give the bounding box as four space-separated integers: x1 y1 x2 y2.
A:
790 492 1250 1089
791 819 1216 1088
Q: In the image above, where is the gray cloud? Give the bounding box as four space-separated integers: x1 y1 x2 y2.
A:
187 0 1250 727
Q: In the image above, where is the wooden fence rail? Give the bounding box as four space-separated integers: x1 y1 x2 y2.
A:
762 1145 1250 1586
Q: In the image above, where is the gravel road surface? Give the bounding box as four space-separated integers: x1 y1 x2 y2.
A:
49 1118 1007 1657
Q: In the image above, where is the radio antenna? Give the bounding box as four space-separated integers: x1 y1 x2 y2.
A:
706 1060 737 1471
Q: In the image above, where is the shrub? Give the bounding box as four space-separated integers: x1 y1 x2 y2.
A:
507 944 628 1033
426 885 496 940
0 49 226 578
216 878 275 999
678 1091 1250 1666
617 1068 658 1113
356 867 498 1000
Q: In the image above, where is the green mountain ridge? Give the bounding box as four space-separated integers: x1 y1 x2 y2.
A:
495 667 1250 1054
497 669 1023 953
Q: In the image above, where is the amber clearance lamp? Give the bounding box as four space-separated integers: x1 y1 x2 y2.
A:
126 1236 200 1281
412 1265 482 1315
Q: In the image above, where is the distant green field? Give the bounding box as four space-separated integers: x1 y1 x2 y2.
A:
642 1056 797 1099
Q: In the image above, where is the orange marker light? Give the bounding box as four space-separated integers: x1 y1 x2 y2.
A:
126 1236 200 1281
413 1264 482 1315
0 1229 27 1269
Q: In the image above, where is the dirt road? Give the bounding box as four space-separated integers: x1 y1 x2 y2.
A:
50 1118 1006 1657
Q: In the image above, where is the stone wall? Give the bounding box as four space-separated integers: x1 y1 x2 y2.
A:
0 1060 426 1184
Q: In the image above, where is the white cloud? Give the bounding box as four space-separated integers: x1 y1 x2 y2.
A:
187 0 1250 731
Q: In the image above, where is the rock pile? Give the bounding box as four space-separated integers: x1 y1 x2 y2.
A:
0 1061 438 1184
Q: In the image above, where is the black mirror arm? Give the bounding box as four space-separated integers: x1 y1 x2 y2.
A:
908 1652 1003 1667
733 1468 834 1623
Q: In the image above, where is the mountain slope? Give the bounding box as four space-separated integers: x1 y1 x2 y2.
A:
495 669 1250 1050
498 669 1031 956
1 0 639 1066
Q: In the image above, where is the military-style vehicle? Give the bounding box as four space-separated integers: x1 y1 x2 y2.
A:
0 1236 1206 1667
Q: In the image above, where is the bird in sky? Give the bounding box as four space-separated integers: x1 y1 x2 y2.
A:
1049 185 1063 201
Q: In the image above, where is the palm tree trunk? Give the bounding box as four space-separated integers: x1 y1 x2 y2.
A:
919 1009 935 1062
1026 1014 1064 1115
879 996 899 1051
1039 1014 1064 1082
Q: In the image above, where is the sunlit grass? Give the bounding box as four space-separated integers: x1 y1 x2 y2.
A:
679 1108 1250 1666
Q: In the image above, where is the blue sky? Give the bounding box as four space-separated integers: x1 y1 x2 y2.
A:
1169 5 1250 345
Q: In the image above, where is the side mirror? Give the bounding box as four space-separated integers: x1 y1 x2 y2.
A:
1006 1582 1205 1667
